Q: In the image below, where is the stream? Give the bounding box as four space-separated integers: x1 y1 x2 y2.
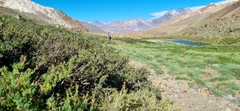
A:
147 39 206 46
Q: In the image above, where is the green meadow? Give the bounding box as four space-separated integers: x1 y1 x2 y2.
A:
110 38 240 96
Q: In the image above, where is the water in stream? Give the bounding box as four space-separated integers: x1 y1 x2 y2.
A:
147 39 206 46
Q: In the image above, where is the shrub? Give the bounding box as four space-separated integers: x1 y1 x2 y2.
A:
0 15 172 110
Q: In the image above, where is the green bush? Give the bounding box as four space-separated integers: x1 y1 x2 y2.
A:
0 15 173 110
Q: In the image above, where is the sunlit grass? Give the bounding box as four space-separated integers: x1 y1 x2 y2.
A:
175 76 190 81
213 63 240 79
110 38 240 96
203 57 219 64
209 75 235 82
215 82 240 95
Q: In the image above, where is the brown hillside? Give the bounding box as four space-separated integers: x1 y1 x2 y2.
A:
196 0 240 26
0 0 88 32
176 0 240 40
62 14 89 32
139 1 236 37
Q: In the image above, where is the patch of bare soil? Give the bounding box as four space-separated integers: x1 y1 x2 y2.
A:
129 60 240 111
148 68 240 111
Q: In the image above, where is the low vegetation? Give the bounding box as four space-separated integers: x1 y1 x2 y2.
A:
110 38 240 96
0 15 175 110
2 10 240 110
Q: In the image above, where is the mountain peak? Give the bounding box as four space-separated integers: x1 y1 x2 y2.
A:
0 0 88 32
151 8 192 26
94 18 152 34
167 8 192 16
91 21 106 27
2 0 53 14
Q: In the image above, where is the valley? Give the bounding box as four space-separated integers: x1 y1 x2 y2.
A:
1 0 240 110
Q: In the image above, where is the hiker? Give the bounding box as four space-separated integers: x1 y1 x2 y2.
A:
108 33 112 41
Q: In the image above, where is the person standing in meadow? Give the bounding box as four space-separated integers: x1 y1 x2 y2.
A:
108 33 112 41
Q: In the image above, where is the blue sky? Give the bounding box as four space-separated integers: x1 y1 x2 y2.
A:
32 0 234 23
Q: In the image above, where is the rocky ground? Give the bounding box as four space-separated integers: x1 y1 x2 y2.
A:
129 60 240 111
148 69 240 111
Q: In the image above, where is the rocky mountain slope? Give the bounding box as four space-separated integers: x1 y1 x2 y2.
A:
93 8 192 34
0 0 88 32
98 18 152 34
91 21 106 27
141 0 239 37
179 1 240 40
79 21 106 33
151 8 192 26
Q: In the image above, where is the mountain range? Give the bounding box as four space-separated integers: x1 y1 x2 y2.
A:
0 0 195 34
1 0 240 38
92 8 192 34
139 0 240 38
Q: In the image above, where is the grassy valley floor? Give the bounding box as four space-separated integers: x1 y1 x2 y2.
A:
108 38 240 110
